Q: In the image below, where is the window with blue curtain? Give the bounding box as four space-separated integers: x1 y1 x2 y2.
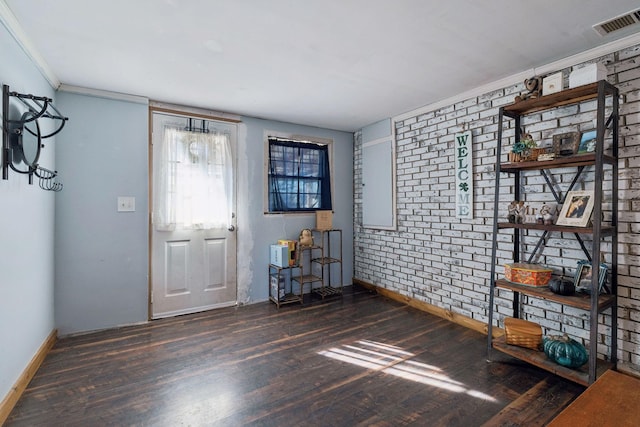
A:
268 137 332 212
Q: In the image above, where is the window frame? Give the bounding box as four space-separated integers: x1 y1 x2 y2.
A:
263 131 334 215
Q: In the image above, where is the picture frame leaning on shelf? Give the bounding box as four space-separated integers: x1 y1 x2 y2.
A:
577 130 597 154
574 260 609 294
556 190 595 227
552 131 581 156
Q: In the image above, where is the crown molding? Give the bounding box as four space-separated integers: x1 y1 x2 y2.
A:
0 0 60 88
59 84 149 105
394 32 640 124
534 31 640 75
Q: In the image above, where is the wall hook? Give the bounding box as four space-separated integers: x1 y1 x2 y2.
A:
34 166 62 192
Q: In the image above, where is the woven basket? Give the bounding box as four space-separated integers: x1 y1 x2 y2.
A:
528 147 546 161
504 317 542 350
508 148 547 162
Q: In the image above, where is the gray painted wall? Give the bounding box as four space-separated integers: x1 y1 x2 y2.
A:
54 92 150 334
52 97 354 335
0 22 57 402
362 118 391 142
236 117 354 304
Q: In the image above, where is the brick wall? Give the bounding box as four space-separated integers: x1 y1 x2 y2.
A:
353 43 640 370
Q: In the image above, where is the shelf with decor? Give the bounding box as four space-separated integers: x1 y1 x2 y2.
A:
492 335 612 387
486 80 619 386
495 279 616 312
499 152 616 171
497 222 616 235
268 264 303 308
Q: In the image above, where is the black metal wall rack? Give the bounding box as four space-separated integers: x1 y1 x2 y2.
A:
2 84 68 191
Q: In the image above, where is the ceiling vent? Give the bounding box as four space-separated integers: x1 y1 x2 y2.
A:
593 9 640 36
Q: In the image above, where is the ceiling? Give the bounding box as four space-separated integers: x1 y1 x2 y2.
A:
3 1 640 132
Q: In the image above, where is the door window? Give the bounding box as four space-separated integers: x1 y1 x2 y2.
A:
154 127 233 230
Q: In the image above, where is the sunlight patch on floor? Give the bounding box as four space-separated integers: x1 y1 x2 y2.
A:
318 339 496 402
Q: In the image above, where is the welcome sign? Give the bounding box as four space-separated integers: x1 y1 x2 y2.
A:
454 130 473 219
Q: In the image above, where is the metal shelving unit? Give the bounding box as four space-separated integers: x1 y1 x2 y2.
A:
311 229 343 298
270 229 343 307
487 81 619 386
268 264 303 308
292 244 323 300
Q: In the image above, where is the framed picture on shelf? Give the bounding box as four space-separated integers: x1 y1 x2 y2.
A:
577 130 597 154
556 190 595 227
574 260 608 294
552 132 581 156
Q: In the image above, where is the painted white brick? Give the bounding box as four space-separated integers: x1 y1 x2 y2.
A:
353 44 640 370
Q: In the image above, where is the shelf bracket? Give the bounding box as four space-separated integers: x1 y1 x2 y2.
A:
540 170 562 203
525 230 550 264
605 111 615 130
540 166 586 204
573 232 592 263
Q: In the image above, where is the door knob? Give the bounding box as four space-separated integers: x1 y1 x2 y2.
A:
228 225 235 232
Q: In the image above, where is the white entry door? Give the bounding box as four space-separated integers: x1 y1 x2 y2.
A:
150 111 237 319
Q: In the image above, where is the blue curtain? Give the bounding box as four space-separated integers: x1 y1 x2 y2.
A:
268 138 332 212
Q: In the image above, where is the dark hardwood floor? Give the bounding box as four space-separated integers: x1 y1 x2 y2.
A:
6 285 584 426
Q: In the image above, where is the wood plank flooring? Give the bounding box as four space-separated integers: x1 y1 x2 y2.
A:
5 285 584 426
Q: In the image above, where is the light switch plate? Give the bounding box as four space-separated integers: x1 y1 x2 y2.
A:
117 196 135 212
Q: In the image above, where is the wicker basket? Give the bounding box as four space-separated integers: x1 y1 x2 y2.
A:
504 317 542 350
528 147 546 161
508 148 547 162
